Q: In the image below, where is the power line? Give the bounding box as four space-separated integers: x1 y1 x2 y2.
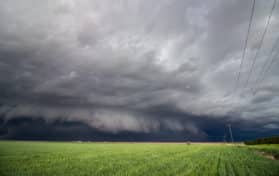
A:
261 51 279 80
253 47 279 95
234 0 256 93
244 0 277 88
252 36 279 94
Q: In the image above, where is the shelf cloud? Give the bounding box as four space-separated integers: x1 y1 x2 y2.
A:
0 0 278 141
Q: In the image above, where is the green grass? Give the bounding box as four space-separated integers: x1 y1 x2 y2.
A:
248 144 279 159
0 141 279 176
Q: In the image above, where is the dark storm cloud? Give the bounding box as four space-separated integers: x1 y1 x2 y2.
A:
0 0 279 140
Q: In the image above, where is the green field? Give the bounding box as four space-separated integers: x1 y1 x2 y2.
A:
0 141 278 176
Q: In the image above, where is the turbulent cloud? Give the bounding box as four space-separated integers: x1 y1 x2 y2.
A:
0 0 279 140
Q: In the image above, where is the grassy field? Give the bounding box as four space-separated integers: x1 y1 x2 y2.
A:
0 141 278 176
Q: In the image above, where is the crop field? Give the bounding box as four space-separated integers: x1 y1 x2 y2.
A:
0 141 278 176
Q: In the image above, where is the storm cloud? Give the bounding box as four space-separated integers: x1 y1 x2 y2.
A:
0 0 279 141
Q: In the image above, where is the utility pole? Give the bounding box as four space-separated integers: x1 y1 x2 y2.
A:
223 134 227 143
228 124 234 143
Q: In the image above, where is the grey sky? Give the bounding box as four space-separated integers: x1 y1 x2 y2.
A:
0 0 278 140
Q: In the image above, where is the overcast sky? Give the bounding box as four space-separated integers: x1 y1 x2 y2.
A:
0 0 279 141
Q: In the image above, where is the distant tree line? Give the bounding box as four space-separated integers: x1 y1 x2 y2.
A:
244 136 279 145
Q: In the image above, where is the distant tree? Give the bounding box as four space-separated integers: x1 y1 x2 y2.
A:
185 138 191 145
244 136 279 145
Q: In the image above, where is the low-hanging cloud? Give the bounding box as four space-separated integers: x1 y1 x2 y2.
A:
0 0 279 140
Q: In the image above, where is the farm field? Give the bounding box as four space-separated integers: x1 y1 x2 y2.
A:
0 141 278 176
